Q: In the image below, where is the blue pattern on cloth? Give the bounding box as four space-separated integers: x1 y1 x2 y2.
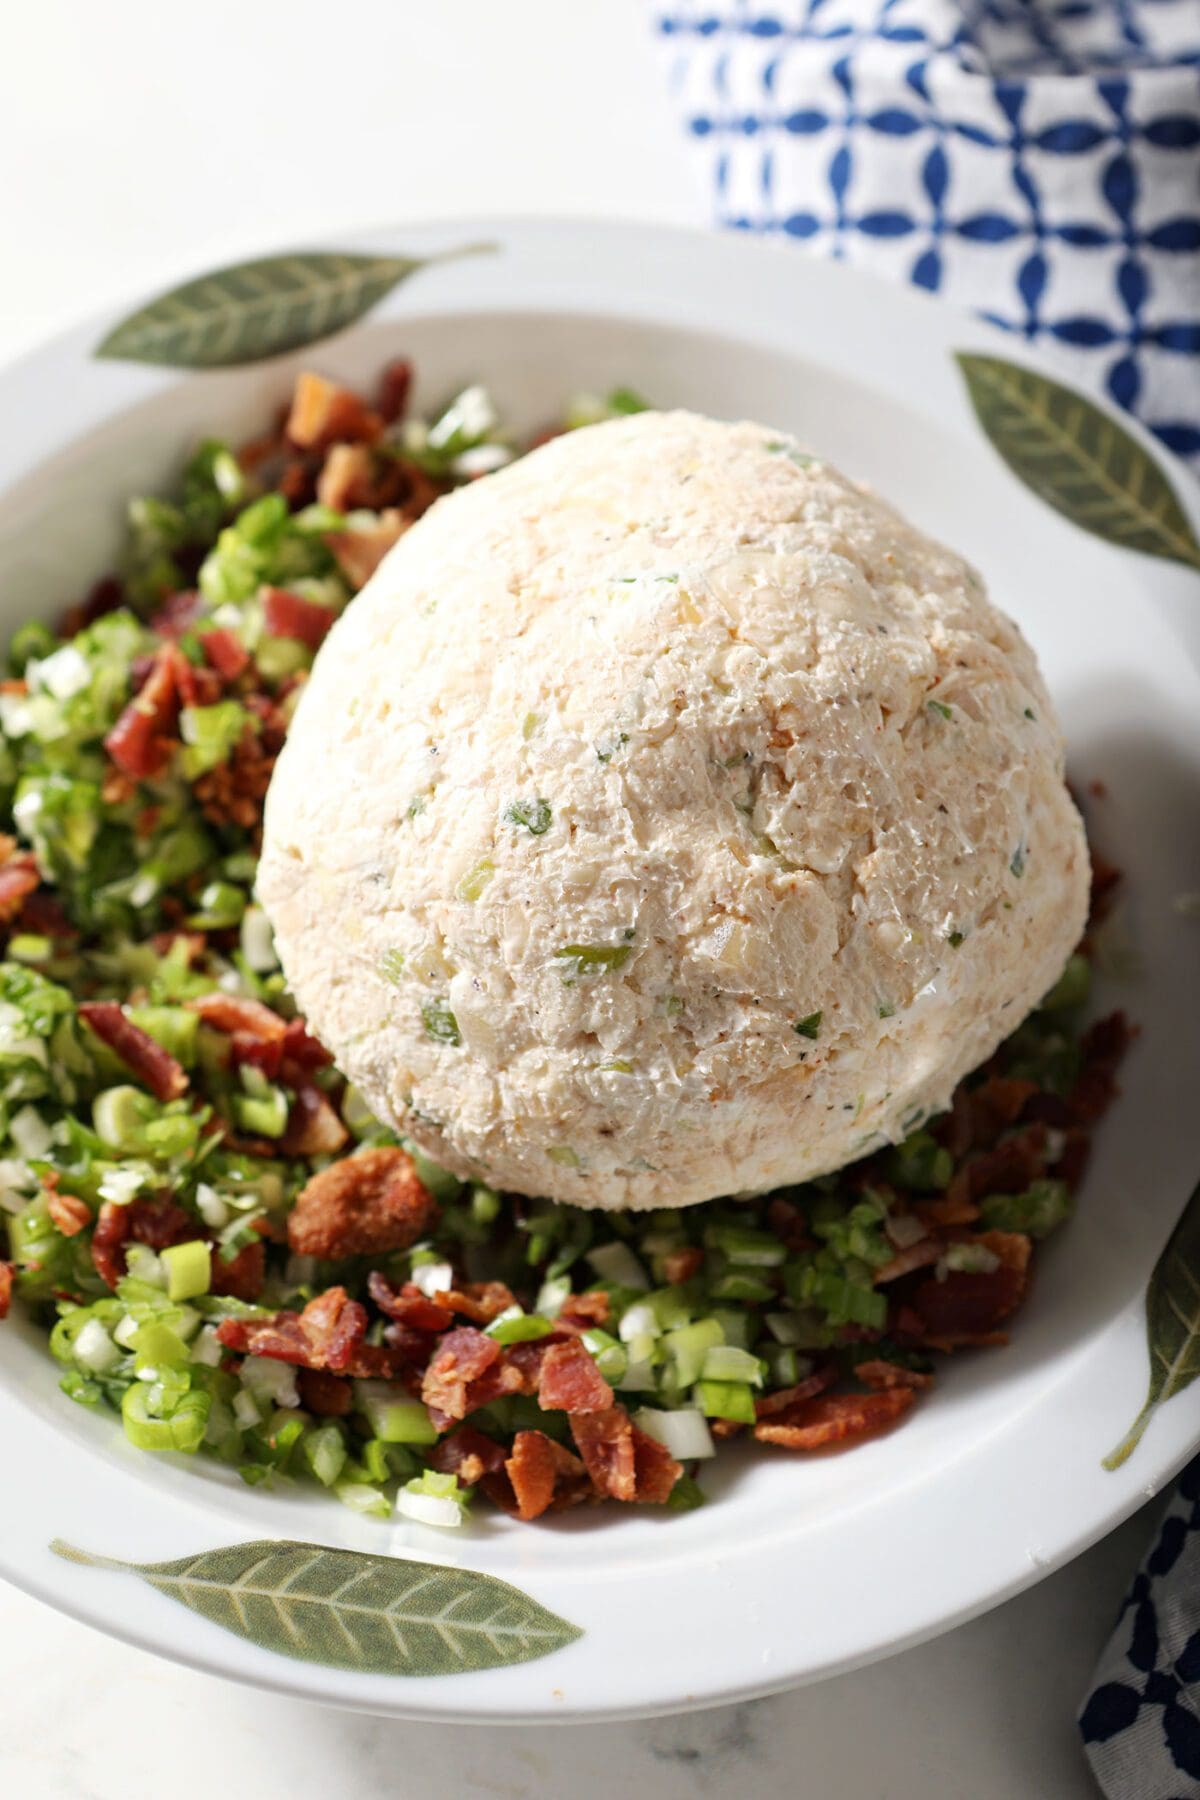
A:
655 0 1200 463
1080 1454 1200 1799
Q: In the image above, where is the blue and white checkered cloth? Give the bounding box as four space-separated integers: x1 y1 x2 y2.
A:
655 6 1199 1791
656 0 1200 465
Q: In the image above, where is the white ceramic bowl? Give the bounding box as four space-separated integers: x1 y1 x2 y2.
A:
0 218 1197 1722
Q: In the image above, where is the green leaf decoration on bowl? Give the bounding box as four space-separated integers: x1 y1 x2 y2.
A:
1104 1178 1200 1470
51 1536 582 1675
956 353 1200 574
95 245 496 370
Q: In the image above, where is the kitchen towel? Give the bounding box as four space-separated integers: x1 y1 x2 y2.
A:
655 0 1200 465
655 6 1200 1794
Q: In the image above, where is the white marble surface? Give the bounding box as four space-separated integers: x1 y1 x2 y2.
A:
0 2 1143 1792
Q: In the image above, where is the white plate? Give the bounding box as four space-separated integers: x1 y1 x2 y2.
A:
0 218 1197 1723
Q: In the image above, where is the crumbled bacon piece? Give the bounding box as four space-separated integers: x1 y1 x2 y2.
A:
430 1425 509 1488
215 1285 394 1376
502 1431 591 1521
315 442 376 512
855 1359 934 1392
755 1387 915 1450
1087 852 1122 933
569 1406 637 1501
766 1195 812 1250
429 1281 517 1325
148 590 204 639
377 358 412 423
936 1076 1038 1160
46 1189 91 1238
754 1368 836 1418
632 1425 684 1504
0 1261 13 1318
537 1338 613 1414
873 1238 942 1284
199 628 250 681
556 1289 611 1331
79 1001 188 1103
421 1326 503 1422
288 1146 436 1259
104 643 186 779
0 853 40 926
262 587 337 649
324 512 407 589
187 992 289 1042
127 1196 197 1251
662 1246 704 1285
15 888 76 941
280 1083 348 1158
286 372 383 450
209 1239 266 1302
367 1272 454 1333
282 1017 333 1070
1055 1129 1091 1192
297 1366 353 1416
91 1201 131 1288
1069 1011 1133 1126
568 1405 682 1505
908 1230 1032 1347
928 1124 1049 1227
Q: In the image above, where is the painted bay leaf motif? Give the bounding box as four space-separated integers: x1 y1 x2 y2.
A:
1104 1178 1200 1470
96 245 495 369
956 353 1200 574
51 1537 581 1676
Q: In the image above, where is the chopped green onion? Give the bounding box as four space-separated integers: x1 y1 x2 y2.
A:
695 1379 757 1425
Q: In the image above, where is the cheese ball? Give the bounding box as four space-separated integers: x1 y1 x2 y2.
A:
259 410 1089 1210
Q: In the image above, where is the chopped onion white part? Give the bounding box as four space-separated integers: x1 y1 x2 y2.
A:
397 1488 463 1529
586 1241 649 1291
0 693 32 737
617 1301 660 1343
634 1406 715 1460
75 1319 121 1373
936 1243 1000 1281
190 1326 224 1367
1043 1127 1067 1163
615 1358 658 1393
0 1158 34 1214
411 1260 454 1298
240 1356 300 1408
10 1105 52 1159
195 1182 231 1229
12 789 42 835
535 1275 571 1318
239 906 278 973
885 1212 927 1250
233 1390 262 1429
427 384 497 452
113 1314 141 1350
451 443 513 478
30 644 90 700
98 1166 145 1205
129 873 159 909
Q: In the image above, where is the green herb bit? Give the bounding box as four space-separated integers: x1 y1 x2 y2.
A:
979 1178 1072 1240
595 732 629 764
1010 844 1026 879
456 857 495 902
793 1011 822 1040
554 942 633 977
504 797 552 836
927 699 953 721
421 999 461 1046
379 950 406 986
947 930 965 948
885 1130 953 1194
878 1002 896 1020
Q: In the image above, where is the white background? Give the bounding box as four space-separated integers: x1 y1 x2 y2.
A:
0 3 1147 1794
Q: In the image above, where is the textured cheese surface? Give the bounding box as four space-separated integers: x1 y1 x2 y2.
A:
259 410 1089 1210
